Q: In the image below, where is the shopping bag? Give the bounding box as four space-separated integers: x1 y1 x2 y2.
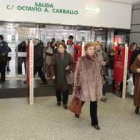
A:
66 72 75 85
68 96 82 115
126 76 134 95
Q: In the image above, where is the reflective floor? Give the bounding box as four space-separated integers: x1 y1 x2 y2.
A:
0 93 139 140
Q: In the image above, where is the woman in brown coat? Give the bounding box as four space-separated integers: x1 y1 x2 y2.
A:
50 42 74 109
130 54 140 114
74 42 103 130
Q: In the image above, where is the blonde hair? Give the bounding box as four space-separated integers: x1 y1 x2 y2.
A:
94 41 101 46
84 42 95 51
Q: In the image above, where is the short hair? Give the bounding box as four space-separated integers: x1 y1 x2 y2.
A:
109 49 115 53
84 42 95 51
58 42 67 49
0 35 4 40
94 41 101 46
68 35 74 40
61 40 65 43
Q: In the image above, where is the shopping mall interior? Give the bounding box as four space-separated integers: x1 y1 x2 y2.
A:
0 0 140 139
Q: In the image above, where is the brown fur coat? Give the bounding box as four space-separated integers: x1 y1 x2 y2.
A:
130 55 140 107
74 55 103 102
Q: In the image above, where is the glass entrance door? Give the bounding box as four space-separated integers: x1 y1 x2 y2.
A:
0 24 16 77
0 23 39 78
16 25 38 76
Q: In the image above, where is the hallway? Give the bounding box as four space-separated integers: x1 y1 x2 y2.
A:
0 93 139 140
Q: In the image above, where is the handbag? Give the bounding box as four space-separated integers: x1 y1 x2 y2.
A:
68 96 82 115
66 71 75 85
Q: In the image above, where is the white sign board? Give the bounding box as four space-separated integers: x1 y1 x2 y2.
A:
0 0 132 29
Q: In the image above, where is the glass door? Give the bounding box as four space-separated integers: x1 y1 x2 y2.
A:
15 24 38 77
0 24 16 77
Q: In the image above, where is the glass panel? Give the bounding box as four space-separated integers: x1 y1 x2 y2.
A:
16 26 37 75
0 25 16 76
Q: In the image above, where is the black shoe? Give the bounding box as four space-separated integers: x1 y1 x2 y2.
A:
40 82 48 86
7 68 10 72
63 104 68 110
0 80 5 83
135 107 139 114
57 102 61 106
75 114 80 118
92 125 100 130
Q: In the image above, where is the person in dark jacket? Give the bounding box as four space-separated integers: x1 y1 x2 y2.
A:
33 40 47 85
0 35 9 83
18 41 27 74
50 42 74 109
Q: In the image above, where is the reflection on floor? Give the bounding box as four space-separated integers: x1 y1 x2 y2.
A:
0 93 139 140
0 79 112 98
0 80 55 98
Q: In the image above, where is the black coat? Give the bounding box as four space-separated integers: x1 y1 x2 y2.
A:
34 44 44 67
108 55 114 69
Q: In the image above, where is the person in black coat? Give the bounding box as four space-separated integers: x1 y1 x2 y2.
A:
0 35 9 83
33 40 47 85
18 41 27 74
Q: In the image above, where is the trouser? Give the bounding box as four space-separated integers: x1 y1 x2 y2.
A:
103 85 106 96
56 90 69 105
6 60 10 68
18 58 26 74
0 61 6 81
34 67 47 83
46 64 51 77
82 101 98 125
107 68 113 85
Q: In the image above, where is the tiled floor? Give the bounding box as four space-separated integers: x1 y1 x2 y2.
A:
0 93 139 140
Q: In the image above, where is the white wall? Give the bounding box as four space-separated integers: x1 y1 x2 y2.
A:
0 0 132 29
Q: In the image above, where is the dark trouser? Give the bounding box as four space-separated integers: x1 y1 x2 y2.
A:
82 101 98 125
18 58 26 74
103 85 106 96
56 90 69 105
0 61 6 81
34 67 47 83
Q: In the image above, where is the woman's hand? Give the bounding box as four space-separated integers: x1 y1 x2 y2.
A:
137 68 140 73
102 62 106 66
102 79 105 85
52 76 55 79
65 66 70 70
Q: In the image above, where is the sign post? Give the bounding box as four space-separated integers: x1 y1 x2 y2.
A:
26 40 34 105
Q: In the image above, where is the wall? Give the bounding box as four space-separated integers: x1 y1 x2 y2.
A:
0 0 132 29
130 3 140 45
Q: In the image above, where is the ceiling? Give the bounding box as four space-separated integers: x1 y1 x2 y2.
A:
100 0 140 4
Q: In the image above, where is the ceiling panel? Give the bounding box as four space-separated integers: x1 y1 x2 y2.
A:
99 0 140 4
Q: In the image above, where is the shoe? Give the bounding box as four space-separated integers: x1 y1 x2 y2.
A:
40 82 48 86
57 102 61 106
75 114 80 118
23 81 26 84
0 80 5 83
7 68 10 72
101 98 107 102
135 107 139 114
92 125 100 130
63 104 68 110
